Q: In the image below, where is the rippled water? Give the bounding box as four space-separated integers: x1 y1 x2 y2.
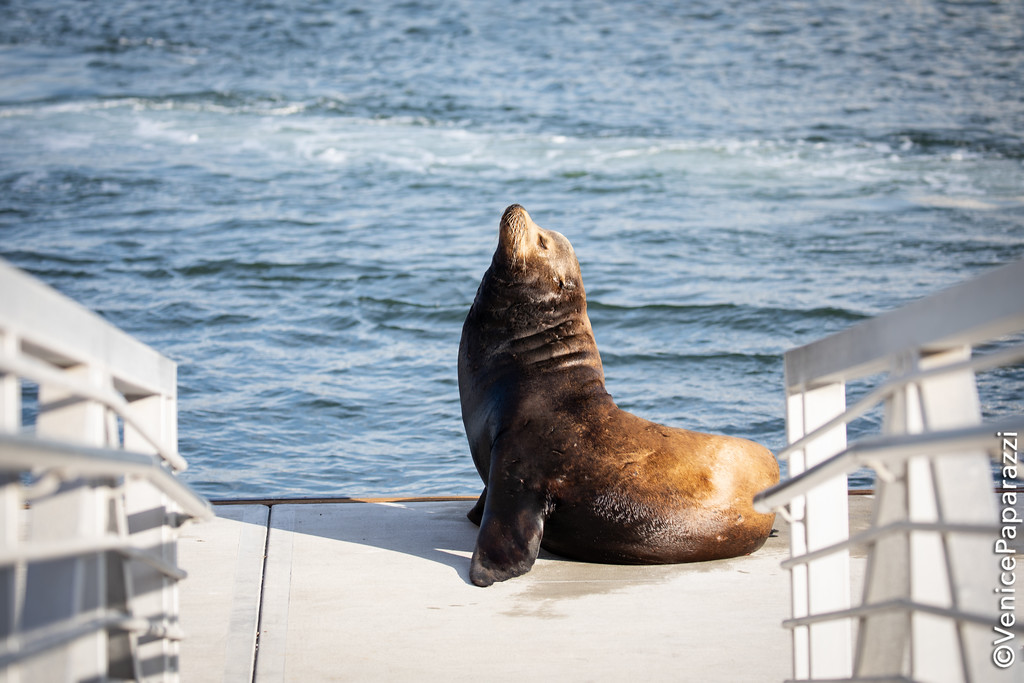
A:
2 0 1023 498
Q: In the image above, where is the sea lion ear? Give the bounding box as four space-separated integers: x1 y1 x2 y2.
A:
497 204 533 267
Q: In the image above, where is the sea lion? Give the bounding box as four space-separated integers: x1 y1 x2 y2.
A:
458 204 779 587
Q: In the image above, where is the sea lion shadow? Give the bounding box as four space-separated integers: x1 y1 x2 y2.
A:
255 499 795 592
265 499 491 585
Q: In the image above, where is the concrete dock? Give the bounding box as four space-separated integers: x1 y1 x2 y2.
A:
178 495 875 682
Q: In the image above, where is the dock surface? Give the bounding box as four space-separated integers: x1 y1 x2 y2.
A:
178 496 873 682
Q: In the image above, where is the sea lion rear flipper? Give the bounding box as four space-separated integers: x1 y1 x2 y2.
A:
467 487 486 525
469 487 546 587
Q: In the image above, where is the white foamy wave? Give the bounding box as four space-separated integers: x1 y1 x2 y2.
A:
910 195 1024 211
315 147 349 165
134 119 200 145
0 95 310 119
4 95 1022 212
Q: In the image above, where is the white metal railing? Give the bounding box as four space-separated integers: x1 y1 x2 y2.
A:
754 259 1024 682
0 259 212 681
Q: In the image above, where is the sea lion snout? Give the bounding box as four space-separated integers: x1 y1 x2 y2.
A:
501 203 529 228
498 204 533 268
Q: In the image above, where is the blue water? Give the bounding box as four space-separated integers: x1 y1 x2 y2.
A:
2 0 1022 498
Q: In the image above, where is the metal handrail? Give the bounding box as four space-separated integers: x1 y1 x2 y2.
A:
782 598 1024 633
774 342 1024 466
0 611 185 670
0 433 211 521
0 259 175 397
778 520 999 569
754 417 1021 513
0 535 188 580
0 351 188 472
783 259 1024 391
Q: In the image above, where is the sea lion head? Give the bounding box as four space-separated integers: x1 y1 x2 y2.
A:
494 204 581 299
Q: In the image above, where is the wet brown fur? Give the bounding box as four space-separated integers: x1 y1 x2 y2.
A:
459 205 779 586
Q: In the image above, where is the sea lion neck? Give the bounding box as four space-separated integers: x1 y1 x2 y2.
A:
467 265 606 388
475 262 585 332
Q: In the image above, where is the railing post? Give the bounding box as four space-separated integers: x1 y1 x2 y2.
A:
855 346 1007 681
0 330 22 679
0 331 17 433
30 364 112 681
37 365 109 448
124 390 177 460
854 352 915 677
786 381 851 680
125 390 183 681
913 346 1002 682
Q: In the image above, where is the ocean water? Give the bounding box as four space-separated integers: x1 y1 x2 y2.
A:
1 0 1022 499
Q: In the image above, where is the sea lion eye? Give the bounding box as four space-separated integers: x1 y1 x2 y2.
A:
537 236 548 250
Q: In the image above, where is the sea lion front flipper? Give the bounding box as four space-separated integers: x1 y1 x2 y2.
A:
469 484 546 587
